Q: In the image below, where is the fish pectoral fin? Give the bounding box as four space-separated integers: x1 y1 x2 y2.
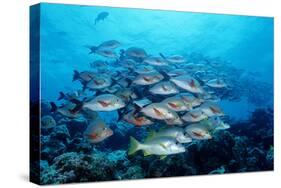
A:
160 155 167 160
143 150 151 157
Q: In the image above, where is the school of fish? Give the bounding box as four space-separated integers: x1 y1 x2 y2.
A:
44 39 232 159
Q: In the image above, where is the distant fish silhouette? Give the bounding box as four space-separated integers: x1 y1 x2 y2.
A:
94 11 109 25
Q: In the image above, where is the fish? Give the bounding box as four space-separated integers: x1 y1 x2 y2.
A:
50 102 82 118
134 65 156 74
84 118 113 143
95 48 118 58
167 69 187 77
143 56 167 66
123 110 154 127
149 81 179 95
72 70 95 82
182 108 208 123
128 136 186 157
160 53 186 63
41 115 56 129
199 102 224 117
207 116 230 130
133 72 164 85
171 75 204 94
98 40 121 50
115 88 137 103
90 60 108 69
146 127 192 143
82 94 125 111
94 11 109 25
141 103 178 120
164 114 183 126
206 78 227 88
57 90 85 101
178 93 204 108
121 58 137 68
83 75 112 90
161 96 192 112
125 47 147 58
184 122 212 140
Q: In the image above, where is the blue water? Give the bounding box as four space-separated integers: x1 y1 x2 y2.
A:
40 3 273 121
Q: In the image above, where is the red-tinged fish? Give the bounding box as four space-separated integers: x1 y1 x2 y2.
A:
84 75 112 90
178 93 204 108
79 94 125 112
123 111 154 127
141 103 179 120
149 81 179 95
171 75 204 94
182 109 208 123
84 118 113 143
125 47 147 58
133 72 164 85
161 96 191 112
184 122 212 140
200 102 224 117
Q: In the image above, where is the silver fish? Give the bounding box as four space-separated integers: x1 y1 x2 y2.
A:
133 72 164 85
143 56 167 66
182 108 208 123
149 81 179 95
125 47 147 58
199 102 224 117
84 118 113 143
128 136 185 156
95 48 118 58
141 103 178 120
171 75 204 94
161 96 192 112
146 127 192 143
206 78 227 88
83 94 125 111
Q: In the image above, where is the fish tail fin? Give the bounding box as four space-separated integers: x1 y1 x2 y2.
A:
50 102 57 112
69 99 83 114
89 47 97 54
128 136 142 155
58 92 66 100
73 70 80 82
159 70 170 80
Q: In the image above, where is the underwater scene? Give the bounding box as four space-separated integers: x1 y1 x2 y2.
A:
31 3 274 185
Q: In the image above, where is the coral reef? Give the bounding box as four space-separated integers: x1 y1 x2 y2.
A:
39 108 273 184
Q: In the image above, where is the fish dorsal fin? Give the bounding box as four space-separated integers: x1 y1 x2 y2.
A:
143 150 151 157
160 155 167 160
